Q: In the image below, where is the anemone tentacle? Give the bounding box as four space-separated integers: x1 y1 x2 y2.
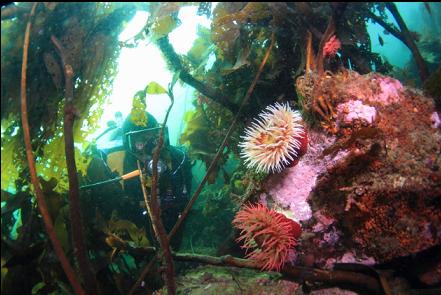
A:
239 102 306 174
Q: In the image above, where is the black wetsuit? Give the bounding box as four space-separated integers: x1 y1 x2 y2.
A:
122 145 192 250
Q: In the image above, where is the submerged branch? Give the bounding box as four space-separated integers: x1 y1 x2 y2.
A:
135 86 177 295
316 16 335 76
175 253 382 294
157 36 239 114
385 3 429 82
368 4 429 82
366 12 403 43
115 240 383 295
51 35 98 294
20 4 85 295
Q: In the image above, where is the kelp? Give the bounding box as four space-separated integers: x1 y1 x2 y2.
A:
1 3 136 294
130 92 149 127
181 183 236 254
103 211 151 249
187 24 214 69
337 3 393 74
180 96 241 183
147 2 181 41
0 115 23 191
1 3 135 193
211 2 272 63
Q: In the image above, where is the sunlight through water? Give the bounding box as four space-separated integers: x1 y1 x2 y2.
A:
89 5 216 146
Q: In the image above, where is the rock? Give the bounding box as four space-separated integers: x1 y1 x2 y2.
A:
267 70 441 266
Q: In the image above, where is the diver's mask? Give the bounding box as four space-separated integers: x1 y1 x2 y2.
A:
125 125 170 163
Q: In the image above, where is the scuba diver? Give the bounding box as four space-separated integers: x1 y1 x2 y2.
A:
121 110 192 248
83 106 192 251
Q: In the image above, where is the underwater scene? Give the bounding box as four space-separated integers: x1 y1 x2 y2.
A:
1 2 440 295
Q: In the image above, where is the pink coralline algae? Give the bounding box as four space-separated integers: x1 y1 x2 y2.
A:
262 130 346 223
370 77 404 105
430 112 441 129
336 100 377 126
264 161 317 221
325 251 376 269
232 203 302 271
322 227 341 246
323 35 341 58
312 210 336 233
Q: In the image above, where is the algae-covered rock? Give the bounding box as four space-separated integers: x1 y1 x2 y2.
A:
170 265 300 294
262 70 441 267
